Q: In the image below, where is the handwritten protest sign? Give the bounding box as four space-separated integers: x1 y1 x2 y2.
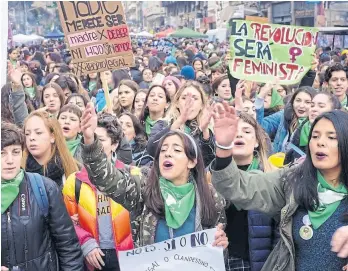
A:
58 1 134 76
119 229 225 271
229 20 318 85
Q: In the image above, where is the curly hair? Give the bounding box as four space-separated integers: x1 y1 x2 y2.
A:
97 112 123 145
324 63 348 82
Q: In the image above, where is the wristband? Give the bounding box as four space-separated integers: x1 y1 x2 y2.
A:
215 141 234 150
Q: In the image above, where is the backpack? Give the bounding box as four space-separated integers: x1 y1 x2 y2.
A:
27 172 49 218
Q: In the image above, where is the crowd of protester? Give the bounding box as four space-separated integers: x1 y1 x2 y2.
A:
1 36 348 271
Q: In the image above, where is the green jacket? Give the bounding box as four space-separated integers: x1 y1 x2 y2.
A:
211 158 299 271
81 136 226 247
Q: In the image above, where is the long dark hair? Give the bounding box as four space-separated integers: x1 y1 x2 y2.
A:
284 86 317 133
292 110 348 211
120 112 147 152
143 131 219 226
139 85 170 124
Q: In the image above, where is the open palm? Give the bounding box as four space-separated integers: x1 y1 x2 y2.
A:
213 102 239 147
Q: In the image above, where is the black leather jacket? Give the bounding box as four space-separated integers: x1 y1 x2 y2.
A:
1 173 84 271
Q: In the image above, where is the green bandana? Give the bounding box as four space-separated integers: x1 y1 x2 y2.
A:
1 169 24 214
270 89 284 108
145 116 157 137
308 171 348 229
66 135 82 156
299 120 311 147
211 60 222 69
341 95 347 108
247 157 259 171
88 81 97 92
159 177 195 229
25 87 36 99
184 125 191 134
298 117 306 126
9 59 17 68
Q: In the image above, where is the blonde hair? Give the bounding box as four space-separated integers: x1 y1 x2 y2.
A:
22 111 79 176
166 81 207 125
239 113 276 173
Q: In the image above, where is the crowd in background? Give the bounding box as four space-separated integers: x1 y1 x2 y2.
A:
1 34 348 271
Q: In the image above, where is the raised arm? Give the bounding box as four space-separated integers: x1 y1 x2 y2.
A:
80 103 144 215
211 102 287 217
8 63 28 127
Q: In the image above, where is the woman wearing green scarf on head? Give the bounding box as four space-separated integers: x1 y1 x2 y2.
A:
263 87 284 117
58 104 83 164
1 121 84 271
139 85 170 138
211 105 348 271
80 104 229 249
284 92 342 165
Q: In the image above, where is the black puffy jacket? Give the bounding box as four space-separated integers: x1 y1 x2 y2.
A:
1 173 84 271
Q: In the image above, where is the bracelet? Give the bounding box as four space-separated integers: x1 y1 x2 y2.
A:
215 141 234 150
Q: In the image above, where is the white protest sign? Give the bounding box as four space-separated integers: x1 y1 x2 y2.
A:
119 228 225 271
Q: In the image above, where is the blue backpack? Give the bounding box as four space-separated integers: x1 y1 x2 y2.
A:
26 172 49 218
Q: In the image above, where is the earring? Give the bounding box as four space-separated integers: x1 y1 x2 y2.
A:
253 149 259 158
51 139 55 144
111 151 117 164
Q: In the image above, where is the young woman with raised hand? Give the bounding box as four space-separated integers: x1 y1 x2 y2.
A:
21 72 42 111
58 104 83 163
113 80 139 116
139 85 170 138
1 121 84 271
23 111 79 188
63 112 135 271
147 81 215 168
210 102 348 271
78 103 228 251
222 113 278 271
261 86 317 153
119 112 152 166
284 92 342 164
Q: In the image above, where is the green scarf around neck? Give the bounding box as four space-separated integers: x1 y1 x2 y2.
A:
184 125 191 134
159 176 195 229
308 171 348 229
247 157 260 171
1 169 24 214
145 116 157 136
299 120 311 147
66 135 82 156
341 95 347 108
270 89 284 108
9 59 17 68
25 87 36 99
298 117 306 126
88 81 97 92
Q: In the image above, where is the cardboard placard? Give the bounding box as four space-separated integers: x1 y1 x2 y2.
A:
119 229 225 271
58 1 134 76
229 20 318 85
